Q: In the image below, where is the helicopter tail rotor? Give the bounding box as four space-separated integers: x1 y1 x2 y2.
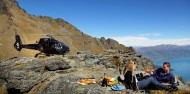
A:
14 34 23 51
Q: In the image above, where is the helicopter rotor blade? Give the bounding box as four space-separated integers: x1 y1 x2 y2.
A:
0 34 68 36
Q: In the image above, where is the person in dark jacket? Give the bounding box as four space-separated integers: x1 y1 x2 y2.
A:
153 62 175 87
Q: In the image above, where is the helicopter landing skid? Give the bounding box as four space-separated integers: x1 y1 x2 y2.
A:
34 53 60 58
35 53 48 58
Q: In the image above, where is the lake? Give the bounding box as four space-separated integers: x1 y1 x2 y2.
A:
155 57 190 83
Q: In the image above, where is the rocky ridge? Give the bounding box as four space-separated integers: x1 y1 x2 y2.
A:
0 51 156 94
0 51 189 94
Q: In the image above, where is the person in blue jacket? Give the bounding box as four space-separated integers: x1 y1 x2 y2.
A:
153 62 175 87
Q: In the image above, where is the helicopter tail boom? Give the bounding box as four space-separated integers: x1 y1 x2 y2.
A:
14 35 23 51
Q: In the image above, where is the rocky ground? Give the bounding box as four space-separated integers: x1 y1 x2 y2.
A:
0 51 189 94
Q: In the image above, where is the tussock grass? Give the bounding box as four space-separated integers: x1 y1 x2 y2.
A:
187 81 190 87
151 90 190 94
0 84 8 94
13 63 26 68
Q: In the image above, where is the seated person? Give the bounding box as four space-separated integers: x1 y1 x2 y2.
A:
118 60 175 91
153 62 177 89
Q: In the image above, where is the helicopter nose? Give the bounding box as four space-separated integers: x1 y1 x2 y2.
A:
61 43 69 52
67 47 70 52
65 46 70 52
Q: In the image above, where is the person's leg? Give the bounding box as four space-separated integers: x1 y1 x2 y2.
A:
149 77 168 89
137 77 153 89
137 77 168 90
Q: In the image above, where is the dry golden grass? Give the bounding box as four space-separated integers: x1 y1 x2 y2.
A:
12 63 26 68
151 90 190 94
187 81 190 87
0 14 9 32
112 56 121 68
0 84 8 94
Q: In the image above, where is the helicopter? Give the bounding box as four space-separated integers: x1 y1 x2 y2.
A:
14 33 70 58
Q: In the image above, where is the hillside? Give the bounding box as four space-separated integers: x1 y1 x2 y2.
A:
135 44 190 61
0 0 134 60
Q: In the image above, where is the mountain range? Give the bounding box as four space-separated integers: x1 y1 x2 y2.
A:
135 44 190 61
0 0 134 60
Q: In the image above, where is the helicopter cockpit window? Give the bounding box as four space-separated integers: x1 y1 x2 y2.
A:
44 39 48 41
55 43 62 50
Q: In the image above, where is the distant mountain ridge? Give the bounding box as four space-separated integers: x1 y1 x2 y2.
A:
135 44 190 61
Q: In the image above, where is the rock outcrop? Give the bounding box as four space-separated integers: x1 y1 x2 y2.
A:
0 57 55 93
38 76 107 94
45 57 71 71
0 51 189 94
0 51 156 94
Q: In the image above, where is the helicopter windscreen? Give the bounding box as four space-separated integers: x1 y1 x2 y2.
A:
55 43 62 50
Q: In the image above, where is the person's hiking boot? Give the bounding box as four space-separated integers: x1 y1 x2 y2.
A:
166 86 173 92
144 89 151 94
172 86 178 91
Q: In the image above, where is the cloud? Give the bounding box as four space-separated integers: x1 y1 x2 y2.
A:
111 36 190 47
138 32 162 37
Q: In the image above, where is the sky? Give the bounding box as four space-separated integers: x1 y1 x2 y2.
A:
16 0 190 46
